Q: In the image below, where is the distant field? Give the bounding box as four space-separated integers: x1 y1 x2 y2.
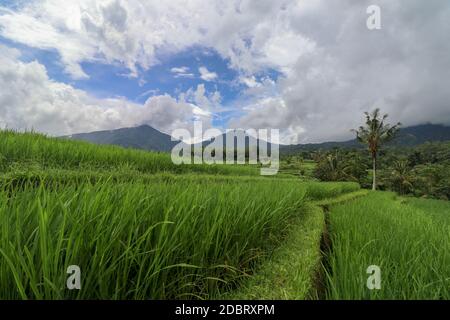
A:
0 130 260 177
402 197 450 225
279 159 317 178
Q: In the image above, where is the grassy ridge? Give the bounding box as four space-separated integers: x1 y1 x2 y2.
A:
0 130 259 176
325 192 450 299
0 167 359 195
0 168 304 188
223 204 325 299
225 190 368 300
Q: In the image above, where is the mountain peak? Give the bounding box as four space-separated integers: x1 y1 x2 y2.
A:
65 124 178 152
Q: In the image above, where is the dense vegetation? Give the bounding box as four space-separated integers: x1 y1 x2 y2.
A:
308 142 450 200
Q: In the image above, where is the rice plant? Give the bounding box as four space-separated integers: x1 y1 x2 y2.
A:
1 175 351 299
325 192 450 299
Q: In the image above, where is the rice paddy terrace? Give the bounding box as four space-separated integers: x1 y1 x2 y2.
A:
0 131 448 299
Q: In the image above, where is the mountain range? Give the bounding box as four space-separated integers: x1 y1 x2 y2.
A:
63 123 450 154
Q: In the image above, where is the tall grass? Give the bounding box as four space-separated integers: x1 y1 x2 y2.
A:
0 178 316 299
304 182 360 200
325 192 450 299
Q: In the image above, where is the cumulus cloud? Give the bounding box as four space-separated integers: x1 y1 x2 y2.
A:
1 0 450 143
0 45 212 137
170 66 194 78
198 66 218 82
180 84 221 113
230 0 450 143
0 1 293 78
240 76 261 88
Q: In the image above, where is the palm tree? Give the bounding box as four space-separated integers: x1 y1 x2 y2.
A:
390 159 414 194
352 109 401 190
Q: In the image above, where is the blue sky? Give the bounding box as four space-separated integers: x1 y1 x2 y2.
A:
1 33 279 129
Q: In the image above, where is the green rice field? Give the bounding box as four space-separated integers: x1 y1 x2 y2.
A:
0 130 448 300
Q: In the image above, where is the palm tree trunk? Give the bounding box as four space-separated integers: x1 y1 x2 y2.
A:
372 155 377 191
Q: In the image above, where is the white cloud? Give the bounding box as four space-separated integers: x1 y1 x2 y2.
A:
174 73 195 79
198 66 218 82
230 0 450 143
0 45 212 137
170 66 189 73
170 66 194 78
180 84 221 112
240 76 260 88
